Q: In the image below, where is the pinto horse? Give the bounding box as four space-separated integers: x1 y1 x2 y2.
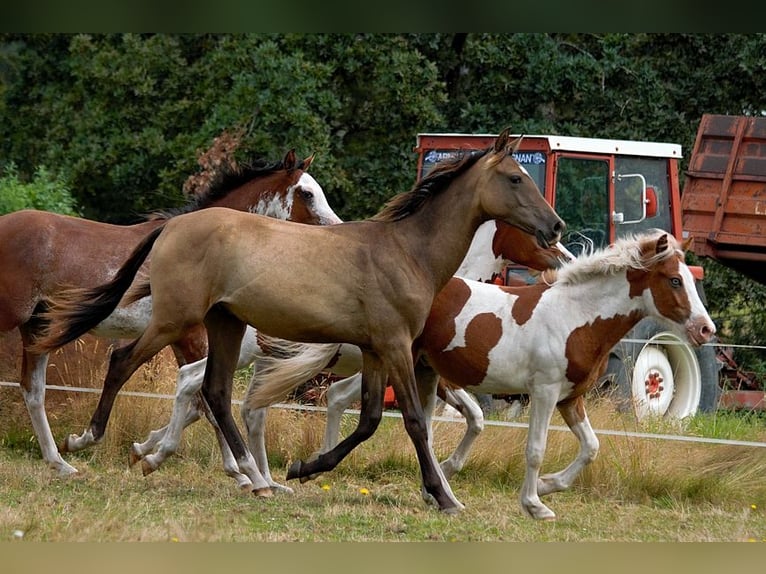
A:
249 231 715 519
32 129 565 512
0 150 340 476
128 221 573 490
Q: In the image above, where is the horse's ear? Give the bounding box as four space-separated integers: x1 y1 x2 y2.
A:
681 235 693 252
494 128 511 154
509 135 524 154
655 233 669 255
302 152 316 171
283 149 297 170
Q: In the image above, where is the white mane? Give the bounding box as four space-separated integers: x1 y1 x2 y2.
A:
552 230 681 287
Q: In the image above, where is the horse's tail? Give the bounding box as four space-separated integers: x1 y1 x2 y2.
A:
123 274 152 306
244 340 342 410
31 225 165 353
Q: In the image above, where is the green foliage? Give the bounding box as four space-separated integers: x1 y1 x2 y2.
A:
0 162 79 215
692 253 766 382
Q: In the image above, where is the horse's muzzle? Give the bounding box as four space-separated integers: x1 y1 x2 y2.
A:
536 226 564 249
686 317 716 347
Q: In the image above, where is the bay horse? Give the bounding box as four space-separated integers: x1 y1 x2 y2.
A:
128 221 573 491
32 129 565 513
249 231 715 519
0 149 340 476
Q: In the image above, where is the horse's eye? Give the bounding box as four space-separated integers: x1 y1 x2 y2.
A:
510 175 522 184
670 277 682 288
297 188 313 201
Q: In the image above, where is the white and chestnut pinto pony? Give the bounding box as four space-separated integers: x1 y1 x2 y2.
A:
248 231 715 519
128 221 573 491
32 129 565 513
0 149 340 477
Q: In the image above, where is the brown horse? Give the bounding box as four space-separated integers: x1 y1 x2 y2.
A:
33 129 565 513
128 220 572 491
0 150 340 476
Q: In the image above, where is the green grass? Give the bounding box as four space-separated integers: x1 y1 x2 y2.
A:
2 391 766 542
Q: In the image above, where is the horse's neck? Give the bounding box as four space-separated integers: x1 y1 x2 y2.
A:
551 272 646 344
455 222 503 281
207 178 283 213
395 179 487 290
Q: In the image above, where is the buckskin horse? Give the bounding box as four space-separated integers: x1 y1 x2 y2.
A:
249 231 715 519
32 130 564 513
128 220 573 491
0 149 340 476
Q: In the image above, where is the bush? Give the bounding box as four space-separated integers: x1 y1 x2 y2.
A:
0 162 80 215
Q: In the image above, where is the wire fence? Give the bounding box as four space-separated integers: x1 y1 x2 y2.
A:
2 379 765 450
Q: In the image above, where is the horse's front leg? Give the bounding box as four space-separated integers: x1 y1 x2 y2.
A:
19 327 78 475
130 359 207 469
537 395 599 497
519 388 558 520
286 352 386 482
63 331 173 452
390 351 463 514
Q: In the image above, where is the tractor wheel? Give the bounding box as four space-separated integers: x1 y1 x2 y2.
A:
609 318 720 419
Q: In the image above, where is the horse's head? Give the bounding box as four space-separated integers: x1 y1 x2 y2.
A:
250 149 342 226
633 232 716 346
477 129 564 248
491 221 574 272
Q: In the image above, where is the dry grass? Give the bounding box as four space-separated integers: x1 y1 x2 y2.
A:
2 345 766 541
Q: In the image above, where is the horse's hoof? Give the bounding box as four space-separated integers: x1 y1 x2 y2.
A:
252 487 273 498
286 460 302 481
129 448 141 467
140 459 156 477
269 484 295 495
59 436 73 453
441 505 463 516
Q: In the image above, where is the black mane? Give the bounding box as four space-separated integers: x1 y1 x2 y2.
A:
371 149 486 222
150 154 304 220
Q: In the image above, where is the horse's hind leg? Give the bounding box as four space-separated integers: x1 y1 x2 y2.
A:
19 326 78 475
202 305 271 496
438 385 484 479
318 373 363 454
537 395 599 497
287 352 386 482
240 404 293 493
63 326 181 452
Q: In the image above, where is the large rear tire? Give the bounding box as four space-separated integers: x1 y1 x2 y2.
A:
608 318 720 419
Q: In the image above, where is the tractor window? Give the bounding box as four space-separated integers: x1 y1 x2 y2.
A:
554 156 610 256
614 157 672 239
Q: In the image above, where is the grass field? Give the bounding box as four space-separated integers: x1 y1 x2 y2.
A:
2 345 766 542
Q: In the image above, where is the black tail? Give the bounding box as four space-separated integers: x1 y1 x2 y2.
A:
30 224 165 353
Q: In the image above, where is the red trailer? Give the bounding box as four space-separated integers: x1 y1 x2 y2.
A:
681 114 766 410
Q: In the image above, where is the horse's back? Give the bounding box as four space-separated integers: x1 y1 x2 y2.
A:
0 210 159 331
419 277 562 395
149 208 427 345
150 210 365 333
